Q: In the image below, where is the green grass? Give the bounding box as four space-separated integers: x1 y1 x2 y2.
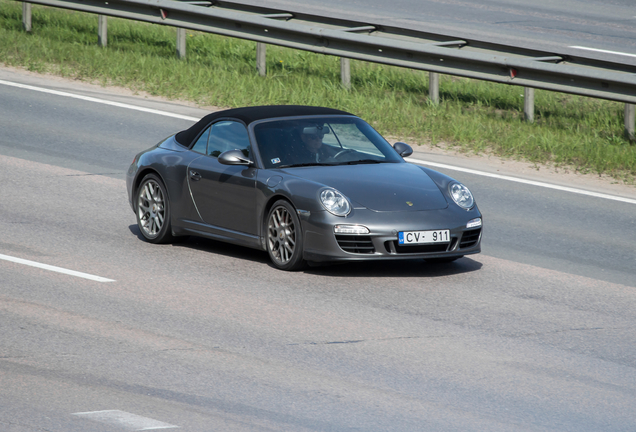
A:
1 1 635 182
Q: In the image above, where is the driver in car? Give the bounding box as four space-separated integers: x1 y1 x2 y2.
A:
298 124 337 163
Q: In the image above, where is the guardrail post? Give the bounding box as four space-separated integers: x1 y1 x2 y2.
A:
22 2 32 32
625 103 635 142
524 87 535 123
340 58 351 90
176 28 186 59
256 42 266 76
97 15 107 47
428 72 439 104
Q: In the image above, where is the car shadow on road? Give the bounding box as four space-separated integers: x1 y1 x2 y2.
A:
128 225 270 264
304 257 483 278
179 236 271 264
128 225 482 277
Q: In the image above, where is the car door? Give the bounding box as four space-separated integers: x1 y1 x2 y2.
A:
187 120 258 235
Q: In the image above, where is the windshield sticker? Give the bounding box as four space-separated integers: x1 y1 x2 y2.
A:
271 158 281 165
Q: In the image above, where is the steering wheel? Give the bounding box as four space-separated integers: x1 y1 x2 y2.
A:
333 149 357 159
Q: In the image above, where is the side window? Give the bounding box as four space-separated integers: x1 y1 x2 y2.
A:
191 127 210 154
207 121 251 158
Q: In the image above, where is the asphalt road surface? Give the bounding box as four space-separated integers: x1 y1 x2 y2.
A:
1 68 636 431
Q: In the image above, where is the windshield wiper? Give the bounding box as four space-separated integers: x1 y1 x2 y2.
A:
279 160 390 168
335 159 386 165
278 162 324 168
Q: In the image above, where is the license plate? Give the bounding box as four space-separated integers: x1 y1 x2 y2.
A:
398 229 450 245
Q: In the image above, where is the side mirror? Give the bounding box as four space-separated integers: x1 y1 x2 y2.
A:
393 142 413 158
218 149 252 166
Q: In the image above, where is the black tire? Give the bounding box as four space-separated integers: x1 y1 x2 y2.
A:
136 173 174 244
266 200 306 271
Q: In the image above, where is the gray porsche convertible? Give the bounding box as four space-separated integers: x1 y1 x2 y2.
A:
126 105 482 270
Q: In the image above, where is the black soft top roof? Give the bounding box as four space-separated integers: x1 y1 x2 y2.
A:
175 105 353 147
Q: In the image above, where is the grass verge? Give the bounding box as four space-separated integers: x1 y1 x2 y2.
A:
1 1 635 182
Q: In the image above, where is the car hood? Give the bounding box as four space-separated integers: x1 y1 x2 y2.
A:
280 163 448 211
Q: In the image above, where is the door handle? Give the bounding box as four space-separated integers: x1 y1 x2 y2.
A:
189 170 201 181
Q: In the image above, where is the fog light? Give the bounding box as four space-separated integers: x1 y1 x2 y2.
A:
334 225 370 234
466 218 482 228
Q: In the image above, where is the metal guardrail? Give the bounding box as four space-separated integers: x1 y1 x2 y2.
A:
16 0 636 138
19 0 636 104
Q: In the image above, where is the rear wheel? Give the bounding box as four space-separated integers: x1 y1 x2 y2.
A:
266 200 305 271
136 173 174 244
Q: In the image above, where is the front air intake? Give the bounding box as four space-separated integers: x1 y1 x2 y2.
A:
335 235 375 254
459 229 481 248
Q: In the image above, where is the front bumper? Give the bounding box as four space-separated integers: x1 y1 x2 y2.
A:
300 206 482 262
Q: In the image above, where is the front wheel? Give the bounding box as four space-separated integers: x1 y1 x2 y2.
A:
266 200 305 271
136 173 174 244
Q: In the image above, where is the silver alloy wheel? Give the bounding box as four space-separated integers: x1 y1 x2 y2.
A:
267 205 296 265
138 179 165 237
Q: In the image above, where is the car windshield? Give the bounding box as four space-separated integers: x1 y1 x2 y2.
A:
253 116 404 169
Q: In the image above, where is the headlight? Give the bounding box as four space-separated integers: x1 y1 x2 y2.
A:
449 182 474 210
320 188 351 216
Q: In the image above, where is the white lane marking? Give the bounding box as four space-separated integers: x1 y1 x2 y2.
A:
0 253 115 283
569 46 636 58
72 410 178 430
409 158 636 205
2 79 634 204
0 79 199 122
